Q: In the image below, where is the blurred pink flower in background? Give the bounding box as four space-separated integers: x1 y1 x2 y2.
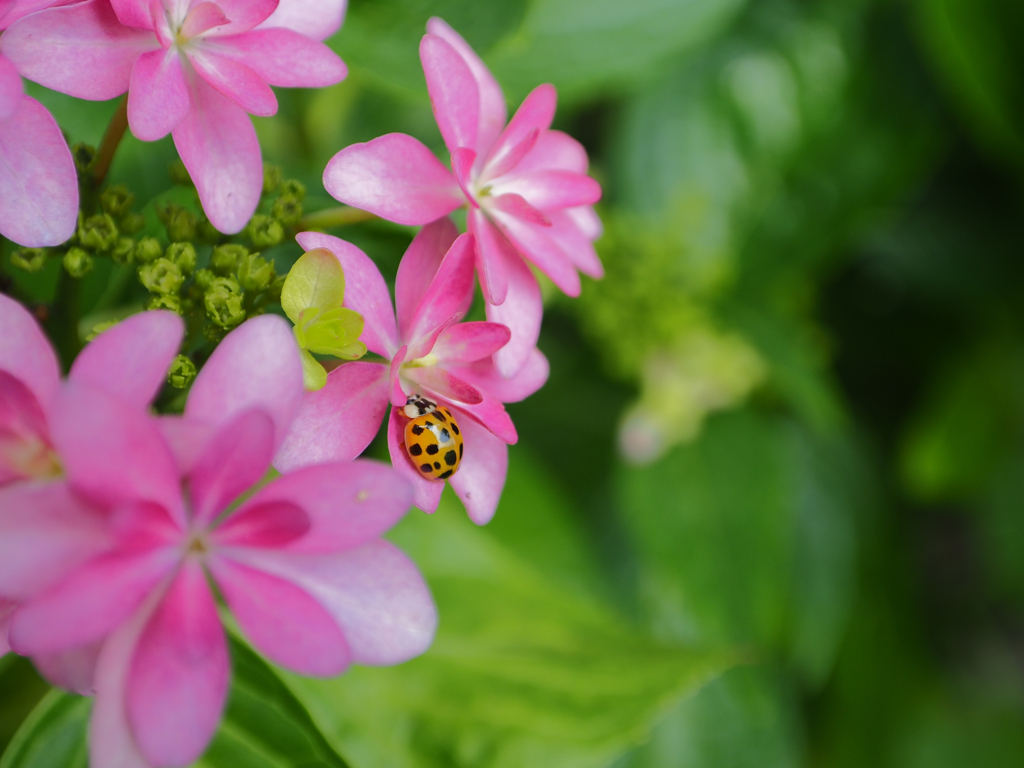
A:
1 0 348 233
276 219 549 525
323 17 603 377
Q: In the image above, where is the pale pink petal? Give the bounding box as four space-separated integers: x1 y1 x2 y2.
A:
406 232 476 351
420 32 478 155
0 293 60 410
448 411 508 525
274 361 389 472
2 0 83 30
258 0 346 40
34 641 102 694
482 84 556 177
482 128 538 180
0 0 156 100
228 539 436 665
9 548 177 655
188 410 274 527
70 311 184 410
387 408 444 513
452 397 516 444
567 203 603 240
156 416 213 477
450 146 478 206
0 598 12 657
395 217 459 341
296 231 400 357
108 0 150 28
128 560 229 767
488 192 550 226
492 210 581 296
323 133 463 226
453 348 549 403
388 344 407 406
198 0 278 35
186 315 304 451
432 322 510 364
407 367 483 406
0 481 110 599
172 75 262 233
179 1 229 38
209 557 350 676
426 17 506 161
493 170 602 211
468 208 510 306
188 48 277 116
0 372 50 486
205 27 346 87
514 129 589 175
0 55 22 122
486 249 542 378
546 208 603 278
0 97 79 247
127 48 190 140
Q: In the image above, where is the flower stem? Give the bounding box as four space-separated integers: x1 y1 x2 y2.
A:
94 97 129 187
47 269 82 371
297 205 378 231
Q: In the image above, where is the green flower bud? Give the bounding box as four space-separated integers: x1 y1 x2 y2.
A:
204 276 246 328
63 247 94 278
10 248 47 273
148 292 183 314
194 268 216 291
85 320 118 342
167 355 197 389
111 237 135 265
138 258 184 295
246 214 284 249
165 242 196 275
120 212 146 235
272 195 303 226
100 184 135 218
165 207 196 243
196 218 222 245
263 164 282 194
133 237 163 264
72 143 97 176
168 160 193 187
210 243 248 275
203 323 228 344
237 252 276 293
78 214 119 252
280 179 306 201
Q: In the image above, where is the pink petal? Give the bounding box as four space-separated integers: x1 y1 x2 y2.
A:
388 345 407 406
0 372 50 486
387 408 444 513
420 32 478 155
0 0 156 100
468 208 510 306
450 146 478 207
258 0 346 40
448 410 508 525
172 75 262 234
488 192 550 226
486 249 542 378
567 203 603 240
274 361 389 472
547 208 603 278
186 315 304 452
108 0 151 28
9 548 176 655
229 539 437 665
179 1 229 38
407 367 483 406
452 396 516 444
1 0 83 30
70 310 184 410
426 17 506 161
0 55 23 122
296 231 400 357
452 348 549 403
406 232 476 353
156 416 213 477
0 481 110 599
494 170 602 211
482 84 556 179
127 48 190 140
208 557 350 676
323 133 464 226
492 210 581 296
205 27 347 87
514 129 589 175
483 128 538 180
208 501 309 549
127 560 229 767
188 48 277 116
198 0 278 35
34 641 102 695
395 217 459 341
50 382 184 518
0 97 79 247
0 293 60 410
223 459 413 553
432 322 510 365
0 598 13 656
188 410 275 527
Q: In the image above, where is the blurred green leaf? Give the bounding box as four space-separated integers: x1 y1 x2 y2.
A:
0 658 50 757
0 691 89 768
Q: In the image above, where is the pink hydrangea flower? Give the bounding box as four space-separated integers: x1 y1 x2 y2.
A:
0 1 78 246
0 314 436 768
275 219 549 525
323 17 603 377
1 0 348 233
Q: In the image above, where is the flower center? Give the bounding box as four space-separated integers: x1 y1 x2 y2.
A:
185 532 209 556
173 1 229 47
0 433 61 481
403 353 439 370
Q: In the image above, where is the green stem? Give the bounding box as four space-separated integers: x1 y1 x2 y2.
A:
94 97 129 187
297 205 378 231
47 269 82 372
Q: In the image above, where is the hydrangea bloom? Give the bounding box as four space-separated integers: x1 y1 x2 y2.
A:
275 219 549 525
0 314 436 768
1 0 348 233
323 17 603 377
0 1 78 246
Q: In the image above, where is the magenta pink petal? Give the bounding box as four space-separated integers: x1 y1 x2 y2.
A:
483 127 539 180
199 0 278 35
468 208 510 306
448 410 508 525
452 348 549 403
395 217 459 341
127 49 189 140
186 315 304 451
488 192 550 226
188 410 275 527
258 0 346 40
208 501 309 549
514 129 589 174
450 147 478 207
432 321 510 365
205 28 347 87
172 75 262 234
455 396 517 444
420 32 478 155
0 55 22 122
188 48 277 116
209 556 350 676
0 0 157 100
274 361 390 472
34 641 102 695
494 170 602 211
482 83 557 175
0 294 60 410
547 208 603 278
0 598 13 656
492 211 581 296
405 231 476 348
70 310 184 410
156 416 214 477
296 231 401 357
0 97 79 247
486 249 542 378
108 0 150 28
127 560 229 767
323 133 464 226
408 367 483 407
387 408 444 512
180 1 229 38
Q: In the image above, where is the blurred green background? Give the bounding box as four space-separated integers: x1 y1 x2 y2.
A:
4 0 1024 765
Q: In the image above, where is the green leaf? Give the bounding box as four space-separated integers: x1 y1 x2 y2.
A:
300 348 329 391
281 248 347 325
0 691 89 768
300 308 367 359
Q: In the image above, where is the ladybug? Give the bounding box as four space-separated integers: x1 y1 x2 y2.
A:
402 394 463 481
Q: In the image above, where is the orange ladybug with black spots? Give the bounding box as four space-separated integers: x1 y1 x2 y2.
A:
402 394 463 481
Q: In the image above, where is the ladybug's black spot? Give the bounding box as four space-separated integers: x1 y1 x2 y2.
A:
459 443 464 458
426 444 439 455
444 450 457 466
422 421 434 428
433 462 441 470
419 463 433 473
451 423 460 436
409 444 422 456
439 470 453 479
411 425 425 436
